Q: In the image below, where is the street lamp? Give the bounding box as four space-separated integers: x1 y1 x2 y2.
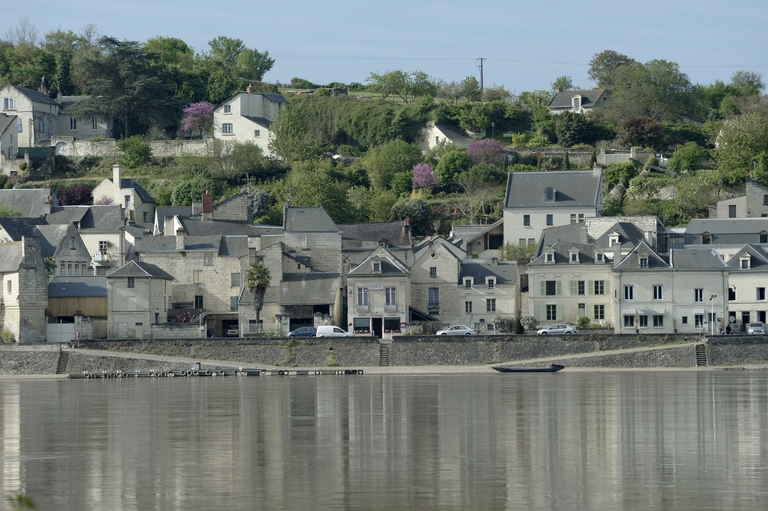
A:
710 294 717 335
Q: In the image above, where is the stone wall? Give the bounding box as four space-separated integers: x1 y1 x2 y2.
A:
53 138 208 158
0 345 60 374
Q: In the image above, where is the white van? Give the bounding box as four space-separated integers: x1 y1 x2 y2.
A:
316 325 355 337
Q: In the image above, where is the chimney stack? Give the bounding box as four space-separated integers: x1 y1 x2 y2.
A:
176 228 186 250
202 190 213 221
246 83 253 94
112 164 121 186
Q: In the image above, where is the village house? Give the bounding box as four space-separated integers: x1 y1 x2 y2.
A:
47 276 108 341
92 164 155 224
709 179 768 219
212 85 287 157
106 261 174 339
0 237 48 342
547 89 609 115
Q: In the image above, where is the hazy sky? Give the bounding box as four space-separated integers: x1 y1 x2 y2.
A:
7 0 768 93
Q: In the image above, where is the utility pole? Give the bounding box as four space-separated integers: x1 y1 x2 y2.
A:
476 58 485 94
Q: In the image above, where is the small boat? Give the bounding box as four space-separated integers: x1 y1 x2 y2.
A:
492 364 565 373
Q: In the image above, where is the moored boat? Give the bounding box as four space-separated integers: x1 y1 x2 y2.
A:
492 364 565 373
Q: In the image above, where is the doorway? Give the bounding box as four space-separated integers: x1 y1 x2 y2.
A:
371 318 383 338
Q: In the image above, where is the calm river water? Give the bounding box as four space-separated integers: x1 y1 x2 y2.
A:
1 371 767 510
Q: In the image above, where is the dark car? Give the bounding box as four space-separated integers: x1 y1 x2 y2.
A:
287 326 317 338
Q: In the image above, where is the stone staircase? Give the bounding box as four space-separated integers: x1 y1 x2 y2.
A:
695 344 707 367
379 342 391 367
55 350 70 374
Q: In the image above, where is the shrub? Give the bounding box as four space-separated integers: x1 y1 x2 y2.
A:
1 329 16 343
577 316 591 328
520 316 539 330
18 162 28 171
117 135 152 168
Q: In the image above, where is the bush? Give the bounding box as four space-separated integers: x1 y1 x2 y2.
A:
520 316 539 330
18 162 27 171
1 329 16 343
577 316 591 328
117 135 152 168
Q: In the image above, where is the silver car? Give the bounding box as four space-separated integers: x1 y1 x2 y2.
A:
747 322 765 334
537 324 577 335
436 325 477 336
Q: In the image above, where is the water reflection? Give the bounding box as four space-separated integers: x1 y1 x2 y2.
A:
0 372 767 510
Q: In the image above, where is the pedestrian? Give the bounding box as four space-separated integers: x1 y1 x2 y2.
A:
725 324 732 335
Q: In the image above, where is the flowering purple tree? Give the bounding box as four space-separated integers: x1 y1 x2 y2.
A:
466 139 505 167
412 163 438 191
178 102 215 138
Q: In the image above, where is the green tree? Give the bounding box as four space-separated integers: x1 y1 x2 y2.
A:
554 111 602 147
666 142 710 172
245 262 271 329
435 150 473 186
587 50 635 89
390 199 432 235
616 115 665 150
366 69 438 104
461 76 481 101
199 36 275 104
499 241 537 265
117 135 152 168
364 140 422 190
285 161 353 222
551 75 574 94
68 36 176 137
712 110 768 184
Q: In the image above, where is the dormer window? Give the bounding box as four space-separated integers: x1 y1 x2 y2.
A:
487 278 495 289
572 96 581 111
464 278 472 288
702 232 711 245
639 256 648 268
609 233 620 247
545 188 555 202
568 248 580 264
544 248 555 264
372 262 381 272
741 255 751 270
596 252 604 262
760 231 768 244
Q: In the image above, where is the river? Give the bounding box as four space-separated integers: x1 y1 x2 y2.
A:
1 371 766 510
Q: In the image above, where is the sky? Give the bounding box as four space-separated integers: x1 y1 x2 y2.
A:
6 0 768 94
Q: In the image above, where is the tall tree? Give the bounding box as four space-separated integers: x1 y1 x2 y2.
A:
245 262 271 330
198 36 274 104
551 75 574 94
587 50 635 89
366 70 438 104
68 36 177 137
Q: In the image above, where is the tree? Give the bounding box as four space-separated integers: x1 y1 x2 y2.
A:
68 36 176 137
366 69 438 104
199 36 275 104
499 241 537 265
390 199 432 235
451 172 502 225
365 140 422 190
461 76 481 101
551 75 574 94
666 142 710 172
57 184 93 205
245 262 271 330
117 135 152 168
466 139 505 167
553 112 600 147
412 163 437 192
285 160 353 223
712 110 768 184
616 115 665 150
587 50 635 89
178 102 214 138
481 85 512 102
730 71 765 97
435 150 473 186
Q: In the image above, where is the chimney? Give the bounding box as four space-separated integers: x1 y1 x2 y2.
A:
112 164 121 187
246 83 253 94
43 185 53 215
202 190 213 221
176 228 186 250
283 200 291 230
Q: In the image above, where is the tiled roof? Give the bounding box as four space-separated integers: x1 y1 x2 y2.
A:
48 277 107 298
548 89 607 109
0 189 53 217
242 116 271 128
459 259 517 285
285 207 339 233
0 241 22 272
107 260 174 280
0 114 17 135
12 86 59 105
505 170 602 209
278 273 341 305
338 221 411 248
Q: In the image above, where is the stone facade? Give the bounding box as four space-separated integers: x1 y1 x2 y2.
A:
410 239 463 320
52 138 208 158
0 237 49 342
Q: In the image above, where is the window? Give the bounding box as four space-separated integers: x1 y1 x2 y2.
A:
546 214 553 226
124 195 131 209
16 118 21 132
465 301 472 313
639 315 648 327
254 129 260 137
570 252 578 262
223 105 231 113
99 240 109 252
204 253 213 266
193 270 202 284
578 214 584 222
639 257 648 268
354 318 370 332
194 295 204 309
231 273 241 287
729 204 737 218
3 98 15 110
682 316 688 325
37 118 44 132
653 285 663 300
570 214 576 224
523 215 530 227
653 315 664 327
464 279 472 288
758 287 766 301
528 238 536 245
429 267 437 278
741 258 750 269
546 253 553 262
594 280 605 295
486 299 496 312
694 314 704 327
702 234 711 244
143 212 148 222
384 318 400 332
546 304 557 321
545 188 554 201
70 118 77 130
596 253 604 262
6 280 11 294
578 303 585 317
385 287 396 306
222 123 233 134
761 233 768 243
624 285 634 300
127 277 135 288
573 96 581 110
518 238 527 246
594 304 604 320
694 288 703 303
487 279 495 289
571 280 585 296
230 296 239 311
373 262 381 272
92 117 98 130
624 315 635 327
428 288 439 309
545 280 558 296
357 287 369 307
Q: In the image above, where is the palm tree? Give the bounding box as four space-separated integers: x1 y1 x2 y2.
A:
245 262 271 331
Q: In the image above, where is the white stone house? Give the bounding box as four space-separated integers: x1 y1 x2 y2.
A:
106 261 173 339
0 236 48 342
409 237 466 323
417 121 475 152
724 245 768 332
458 259 517 333
503 169 603 248
212 85 287 157
57 96 112 140
547 89 609 115
92 164 155 225
0 84 59 151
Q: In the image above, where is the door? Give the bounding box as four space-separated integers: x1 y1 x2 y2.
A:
741 312 750 332
372 318 383 338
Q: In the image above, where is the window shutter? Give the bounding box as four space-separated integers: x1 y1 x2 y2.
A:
540 280 546 296
588 280 594 296
539 304 546 321
556 305 563 321
556 281 562 296
570 280 577 295
604 279 610 295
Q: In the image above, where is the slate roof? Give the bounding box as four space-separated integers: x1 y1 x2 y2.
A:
504 170 602 209
106 260 174 280
58 96 89 112
278 273 341 305
0 189 53 217
242 115 271 128
338 221 411 248
155 207 193 234
12 86 59 105
725 245 768 270
594 222 648 249
613 241 670 269
413 236 466 261
670 248 728 270
0 241 22 272
459 259 517 285
219 236 249 257
34 224 71 258
0 217 46 240
347 248 409 277
46 205 125 233
684 218 768 245
548 89 607 109
435 123 473 143
178 218 281 237
0 114 17 135
529 241 603 266
48 277 107 298
285 207 339 233
114 178 155 203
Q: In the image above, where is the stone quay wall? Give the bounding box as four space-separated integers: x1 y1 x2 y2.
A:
2 334 768 375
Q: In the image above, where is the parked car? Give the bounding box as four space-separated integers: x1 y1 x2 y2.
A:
537 324 577 335
747 322 765 334
225 325 240 337
316 325 355 337
436 325 477 336
288 326 317 337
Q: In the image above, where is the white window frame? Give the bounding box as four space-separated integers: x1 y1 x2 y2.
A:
357 287 369 307
385 287 396 307
222 123 233 134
